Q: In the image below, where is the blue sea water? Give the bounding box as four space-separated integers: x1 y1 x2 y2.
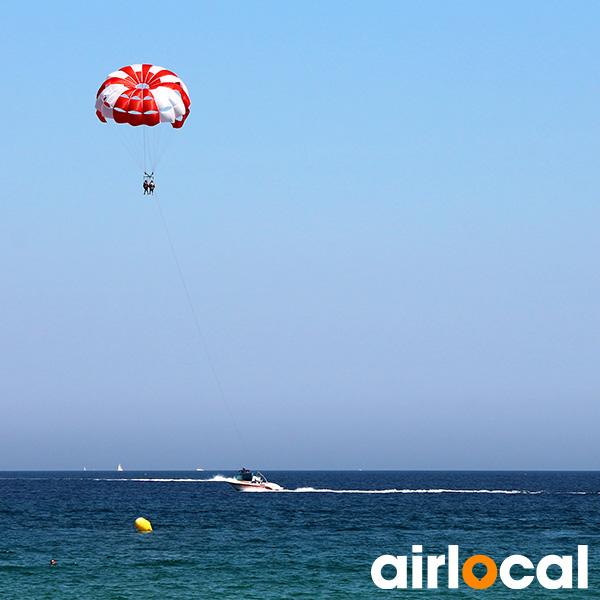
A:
0 471 598 598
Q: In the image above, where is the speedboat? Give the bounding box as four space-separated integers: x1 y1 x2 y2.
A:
228 468 283 492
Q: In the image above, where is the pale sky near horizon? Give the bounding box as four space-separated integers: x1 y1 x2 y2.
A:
1 2 599 470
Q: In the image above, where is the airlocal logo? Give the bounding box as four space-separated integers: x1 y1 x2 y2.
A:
371 545 588 590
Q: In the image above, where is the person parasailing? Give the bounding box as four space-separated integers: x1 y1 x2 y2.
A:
143 172 155 195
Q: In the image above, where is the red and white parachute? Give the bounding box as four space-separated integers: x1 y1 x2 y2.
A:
95 64 191 175
96 64 190 128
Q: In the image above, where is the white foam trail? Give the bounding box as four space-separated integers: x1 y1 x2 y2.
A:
88 478 593 495
93 475 232 483
283 488 545 494
211 476 239 484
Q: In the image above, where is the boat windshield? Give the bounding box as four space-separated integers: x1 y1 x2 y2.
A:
235 469 254 481
234 469 268 483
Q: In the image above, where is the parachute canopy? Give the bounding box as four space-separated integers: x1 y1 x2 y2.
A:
96 64 190 128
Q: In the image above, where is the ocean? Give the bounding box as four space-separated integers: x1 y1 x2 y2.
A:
0 471 597 598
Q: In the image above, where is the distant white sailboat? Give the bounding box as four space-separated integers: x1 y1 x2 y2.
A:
117 464 123 471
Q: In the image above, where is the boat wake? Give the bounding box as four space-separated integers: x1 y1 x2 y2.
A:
283 487 545 494
88 477 595 495
94 475 234 483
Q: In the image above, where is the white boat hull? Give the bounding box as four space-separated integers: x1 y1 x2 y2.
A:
228 481 283 492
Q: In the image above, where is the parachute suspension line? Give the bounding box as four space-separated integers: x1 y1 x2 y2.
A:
136 125 174 175
111 123 175 180
153 194 252 464
143 125 147 175
152 127 175 173
115 126 145 172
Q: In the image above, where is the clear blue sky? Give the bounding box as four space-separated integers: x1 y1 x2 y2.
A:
1 2 599 470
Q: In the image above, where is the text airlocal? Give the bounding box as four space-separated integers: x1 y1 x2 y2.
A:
371 545 588 590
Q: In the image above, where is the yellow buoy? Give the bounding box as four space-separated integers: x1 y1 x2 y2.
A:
135 517 152 532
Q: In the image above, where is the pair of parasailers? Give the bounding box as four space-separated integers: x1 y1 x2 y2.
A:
143 172 155 195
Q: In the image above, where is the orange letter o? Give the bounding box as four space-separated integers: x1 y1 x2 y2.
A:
462 555 498 589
